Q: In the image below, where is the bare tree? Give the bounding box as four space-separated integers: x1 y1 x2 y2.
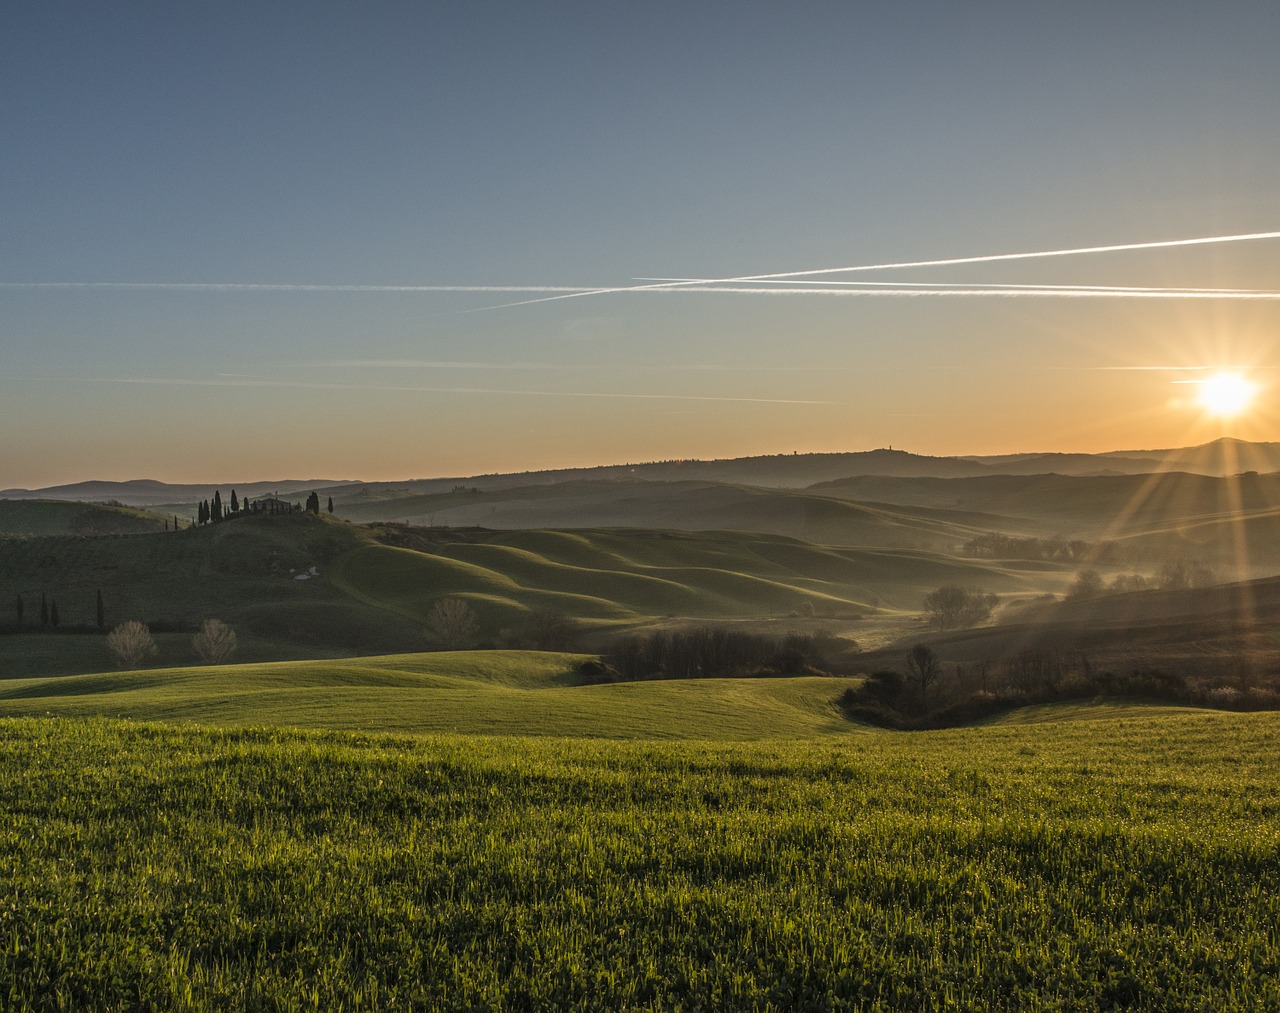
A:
193 618 237 664
906 643 942 713
922 585 996 630
427 598 479 650
107 620 157 670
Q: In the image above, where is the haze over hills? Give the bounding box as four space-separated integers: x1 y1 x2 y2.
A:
5 439 1278 510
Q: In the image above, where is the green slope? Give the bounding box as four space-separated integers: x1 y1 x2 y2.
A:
0 651 862 739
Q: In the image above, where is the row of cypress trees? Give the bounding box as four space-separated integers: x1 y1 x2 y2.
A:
195 490 334 525
9 589 106 629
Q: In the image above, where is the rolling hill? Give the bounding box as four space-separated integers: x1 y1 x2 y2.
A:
0 509 1067 678
0 499 169 536
0 650 861 739
10 439 1280 512
858 574 1280 685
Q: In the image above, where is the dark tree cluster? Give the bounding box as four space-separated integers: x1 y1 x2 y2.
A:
838 639 1280 731
922 586 997 631
605 627 848 682
195 489 330 523
963 533 1121 564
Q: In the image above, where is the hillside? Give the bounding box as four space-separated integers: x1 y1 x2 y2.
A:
859 574 1280 685
1 511 1066 677
809 469 1280 552
0 499 169 536
0 650 861 738
332 479 1019 550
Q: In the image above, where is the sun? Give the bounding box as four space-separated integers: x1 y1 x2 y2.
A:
1197 372 1256 417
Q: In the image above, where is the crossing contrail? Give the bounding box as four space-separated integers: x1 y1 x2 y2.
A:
462 229 1280 312
6 229 1278 308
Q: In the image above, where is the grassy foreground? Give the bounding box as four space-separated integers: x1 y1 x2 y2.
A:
2 713 1279 1010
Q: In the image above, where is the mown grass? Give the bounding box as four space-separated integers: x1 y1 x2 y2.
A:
0 651 860 739
1 712 1278 1009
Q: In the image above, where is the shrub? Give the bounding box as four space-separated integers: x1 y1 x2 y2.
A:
107 621 157 670
193 618 237 664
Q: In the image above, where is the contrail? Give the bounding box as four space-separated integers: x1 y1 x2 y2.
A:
463 229 1280 312
88 376 832 405
0 282 598 293
634 286 1280 300
635 277 1270 295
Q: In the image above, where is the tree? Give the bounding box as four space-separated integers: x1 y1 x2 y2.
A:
212 490 223 523
1064 569 1104 600
11 593 22 627
96 589 105 630
193 618 237 664
1158 559 1216 590
906 643 942 713
327 496 334 514
107 621 157 669
427 598 479 650
230 489 239 514
922 585 996 630
306 491 321 514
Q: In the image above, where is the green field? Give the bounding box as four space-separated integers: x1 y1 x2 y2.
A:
1 711 1277 1009
0 651 860 739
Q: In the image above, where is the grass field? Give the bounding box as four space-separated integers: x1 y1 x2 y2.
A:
0 651 861 739
1 711 1277 1009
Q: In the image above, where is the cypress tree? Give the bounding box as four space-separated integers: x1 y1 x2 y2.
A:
212 490 223 522
96 589 105 630
231 489 239 514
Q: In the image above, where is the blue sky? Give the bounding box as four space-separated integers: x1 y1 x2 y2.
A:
4 2 1280 486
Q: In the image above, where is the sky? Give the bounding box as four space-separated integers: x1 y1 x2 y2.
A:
3 2 1280 488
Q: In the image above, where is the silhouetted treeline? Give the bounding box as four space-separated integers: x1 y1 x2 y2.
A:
840 644 1280 730
194 489 329 526
962 533 1123 564
601 627 857 682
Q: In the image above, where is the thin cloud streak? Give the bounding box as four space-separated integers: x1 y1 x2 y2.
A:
645 286 1280 299
636 277 1269 295
308 359 570 370
464 229 1280 312
87 376 833 405
0 282 597 293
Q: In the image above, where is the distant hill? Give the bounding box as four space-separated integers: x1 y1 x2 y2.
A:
0 478 356 508
1104 437 1280 477
858 575 1280 686
0 499 168 536
7 438 1278 517
809 469 1280 547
